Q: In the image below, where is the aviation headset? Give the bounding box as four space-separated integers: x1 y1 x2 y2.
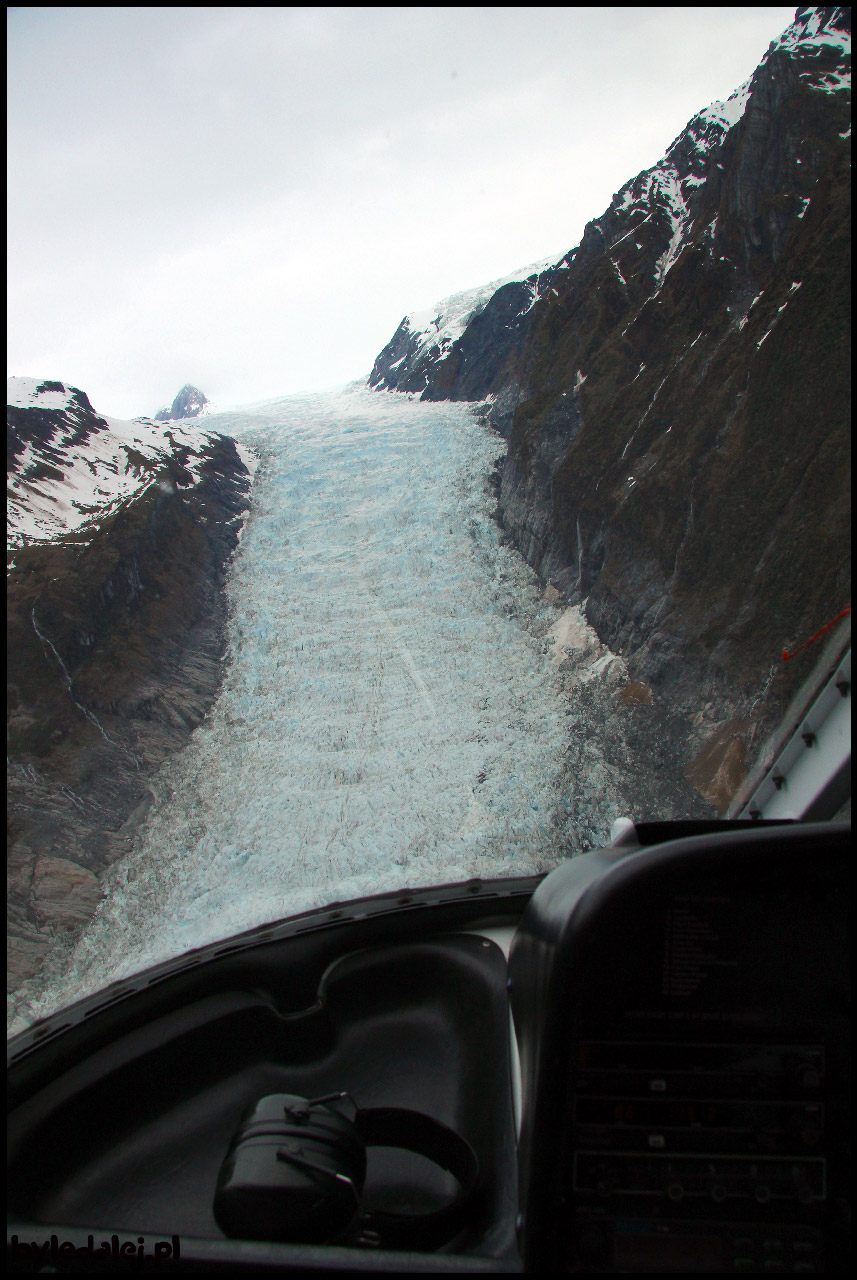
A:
214 1092 480 1251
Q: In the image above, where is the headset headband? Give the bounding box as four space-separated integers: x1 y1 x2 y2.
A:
215 1092 480 1251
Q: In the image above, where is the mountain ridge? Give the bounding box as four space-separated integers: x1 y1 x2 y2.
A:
369 4 851 807
7 381 252 990
154 383 209 423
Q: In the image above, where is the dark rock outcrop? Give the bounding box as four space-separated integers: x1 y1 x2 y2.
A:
154 383 209 422
7 387 251 991
370 262 557 399
371 6 852 804
500 7 851 722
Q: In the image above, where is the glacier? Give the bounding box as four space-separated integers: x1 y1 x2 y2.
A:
12 383 586 1029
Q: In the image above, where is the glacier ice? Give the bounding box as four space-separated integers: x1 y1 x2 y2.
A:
16 384 574 1024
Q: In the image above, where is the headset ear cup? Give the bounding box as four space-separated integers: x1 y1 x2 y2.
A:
215 1094 478 1249
214 1094 367 1243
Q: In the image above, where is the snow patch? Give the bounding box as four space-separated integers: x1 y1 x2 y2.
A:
7 377 80 411
546 605 627 685
402 252 561 363
772 8 851 59
7 378 236 549
652 168 691 286
693 79 752 133
770 9 850 93
234 442 260 479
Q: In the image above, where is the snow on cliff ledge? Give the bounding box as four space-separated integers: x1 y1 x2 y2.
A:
7 377 227 550
399 253 560 367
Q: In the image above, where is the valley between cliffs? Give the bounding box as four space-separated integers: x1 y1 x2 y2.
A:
9 388 713 1033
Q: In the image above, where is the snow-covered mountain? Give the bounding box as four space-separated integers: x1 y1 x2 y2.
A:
369 256 559 396
7 378 252 989
154 383 209 423
7 377 231 549
369 67 758 402
370 5 851 799
374 7 850 411
368 77 757 404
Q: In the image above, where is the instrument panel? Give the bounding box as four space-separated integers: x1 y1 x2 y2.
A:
508 823 850 1273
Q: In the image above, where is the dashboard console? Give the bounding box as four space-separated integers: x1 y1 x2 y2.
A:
509 822 850 1274
7 821 849 1273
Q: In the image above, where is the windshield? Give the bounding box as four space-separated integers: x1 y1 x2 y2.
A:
6 7 850 1037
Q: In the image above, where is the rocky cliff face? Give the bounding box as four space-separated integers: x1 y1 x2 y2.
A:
154 383 209 422
370 258 558 397
371 6 851 803
7 379 252 992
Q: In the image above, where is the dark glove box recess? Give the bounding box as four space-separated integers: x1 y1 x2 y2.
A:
8 891 529 1273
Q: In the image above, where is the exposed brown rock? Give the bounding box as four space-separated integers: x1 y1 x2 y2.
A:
32 856 102 930
619 681 654 707
685 718 750 813
7 932 52 992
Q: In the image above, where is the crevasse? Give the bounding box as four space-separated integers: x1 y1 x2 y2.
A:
24 384 572 1021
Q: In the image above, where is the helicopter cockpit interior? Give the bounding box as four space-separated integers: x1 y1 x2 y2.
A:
7 636 851 1274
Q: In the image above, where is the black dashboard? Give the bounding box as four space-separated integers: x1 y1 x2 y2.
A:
7 821 850 1273
509 822 850 1273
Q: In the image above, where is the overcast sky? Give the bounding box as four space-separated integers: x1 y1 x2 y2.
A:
8 6 796 419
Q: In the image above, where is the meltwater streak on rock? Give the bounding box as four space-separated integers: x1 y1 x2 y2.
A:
18 386 573 1021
